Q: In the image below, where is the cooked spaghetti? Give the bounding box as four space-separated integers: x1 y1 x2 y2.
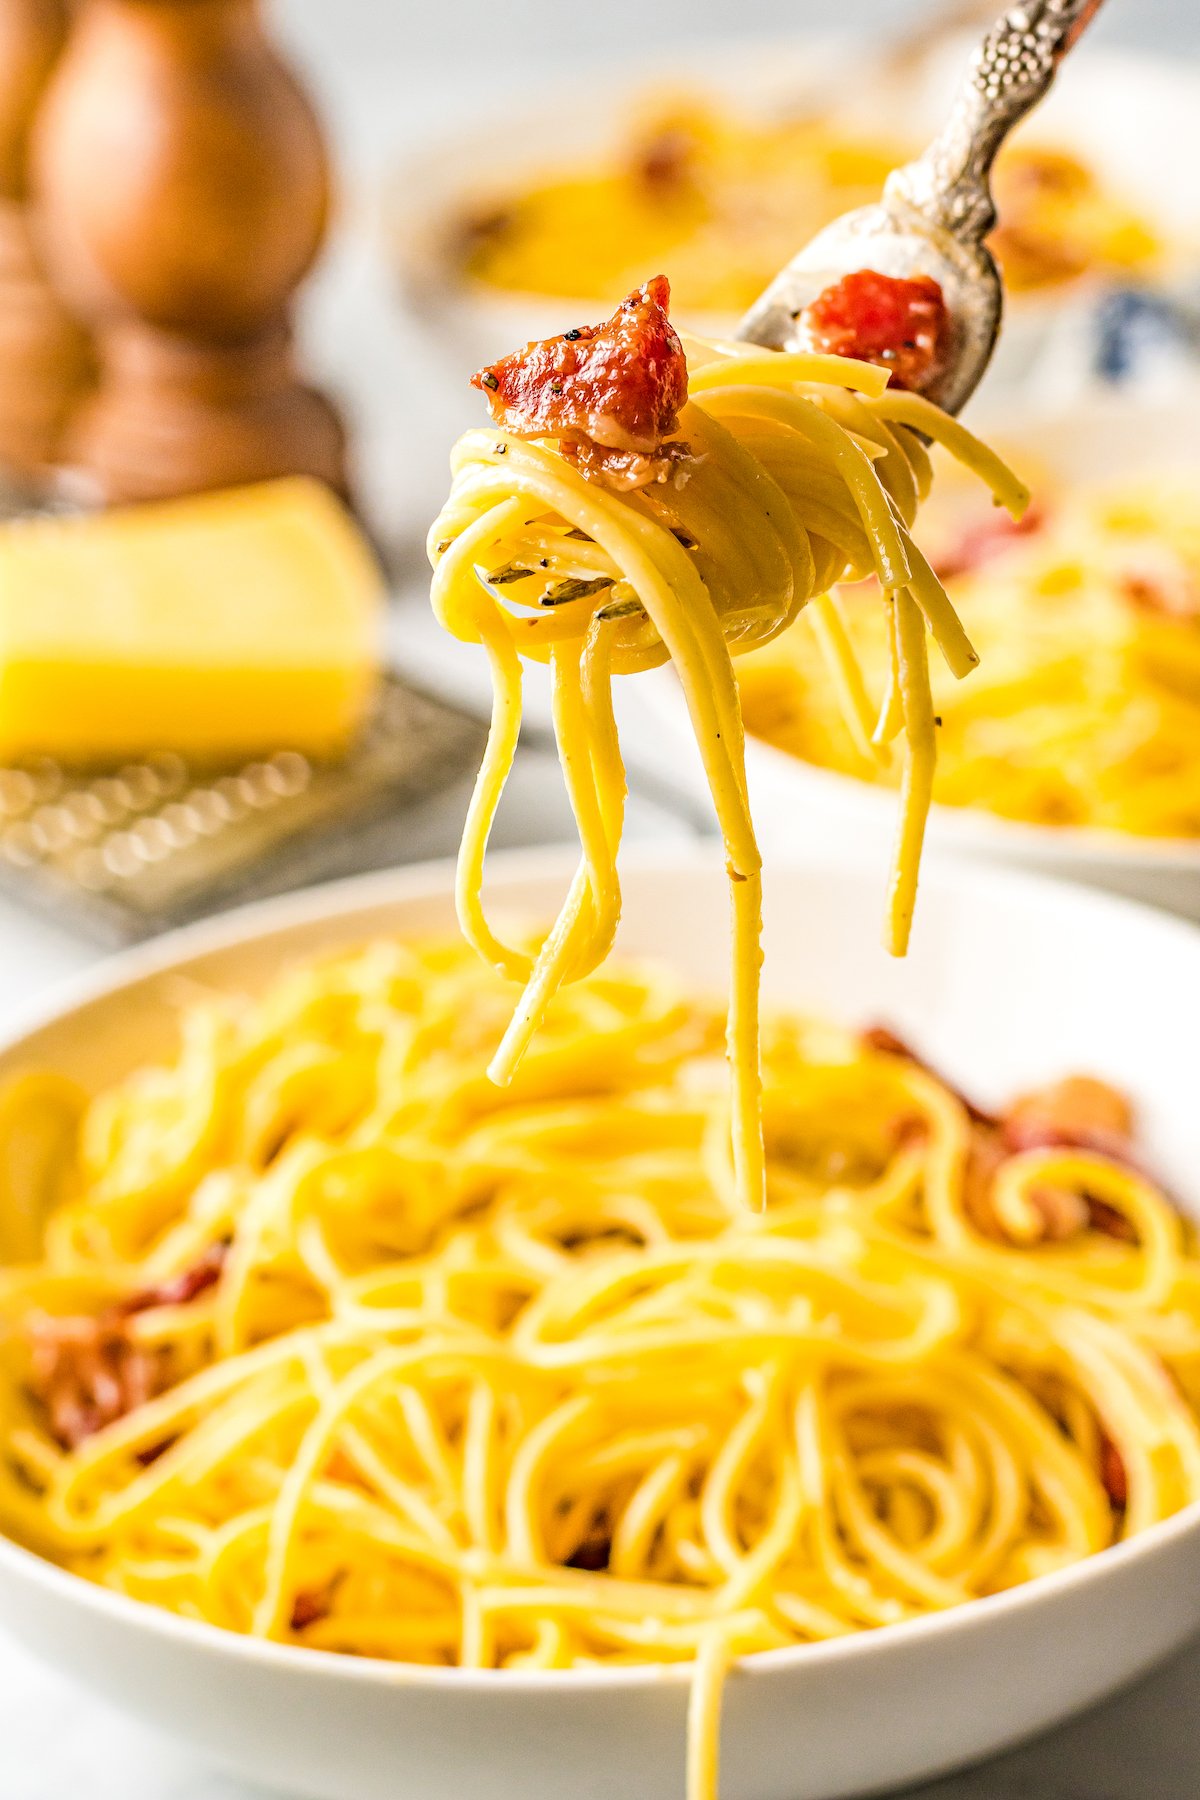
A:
428 276 1026 1210
740 469 1200 837
1 940 1198 1800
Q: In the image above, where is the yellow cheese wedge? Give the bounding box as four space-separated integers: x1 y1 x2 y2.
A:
0 477 385 764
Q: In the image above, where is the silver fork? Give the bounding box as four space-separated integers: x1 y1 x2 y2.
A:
737 0 1105 414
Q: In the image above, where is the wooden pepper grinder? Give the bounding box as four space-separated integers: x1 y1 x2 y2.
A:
31 0 348 503
0 0 92 474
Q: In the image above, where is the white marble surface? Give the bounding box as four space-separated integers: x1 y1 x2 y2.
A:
3 2 1200 1794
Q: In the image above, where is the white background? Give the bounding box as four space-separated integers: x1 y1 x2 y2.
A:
274 0 1196 68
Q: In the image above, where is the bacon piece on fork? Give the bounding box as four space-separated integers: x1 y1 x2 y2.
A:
796 270 952 394
471 275 692 493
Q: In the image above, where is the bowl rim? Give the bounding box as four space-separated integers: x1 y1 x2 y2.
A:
2 843 1200 1695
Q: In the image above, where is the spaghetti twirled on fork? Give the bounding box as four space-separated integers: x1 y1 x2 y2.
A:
428 278 1027 1208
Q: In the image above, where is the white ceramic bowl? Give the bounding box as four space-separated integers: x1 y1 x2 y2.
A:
640 387 1200 922
1 847 1200 1800
390 38 1200 393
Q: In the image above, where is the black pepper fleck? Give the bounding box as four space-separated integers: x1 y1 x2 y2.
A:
564 329 583 341
481 370 499 391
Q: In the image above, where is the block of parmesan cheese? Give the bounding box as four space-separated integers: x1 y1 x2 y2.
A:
0 477 384 763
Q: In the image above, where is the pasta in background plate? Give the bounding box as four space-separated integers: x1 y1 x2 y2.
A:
741 470 1200 838
452 97 1163 317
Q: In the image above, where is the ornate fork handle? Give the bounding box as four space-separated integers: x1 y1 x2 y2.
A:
886 0 1104 244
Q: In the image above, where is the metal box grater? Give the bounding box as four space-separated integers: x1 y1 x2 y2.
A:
0 674 487 944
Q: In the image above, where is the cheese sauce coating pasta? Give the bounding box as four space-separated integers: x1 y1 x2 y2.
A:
1 942 1198 1800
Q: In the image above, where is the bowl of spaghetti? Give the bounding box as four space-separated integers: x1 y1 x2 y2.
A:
1 847 1199 1800
393 38 1199 386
